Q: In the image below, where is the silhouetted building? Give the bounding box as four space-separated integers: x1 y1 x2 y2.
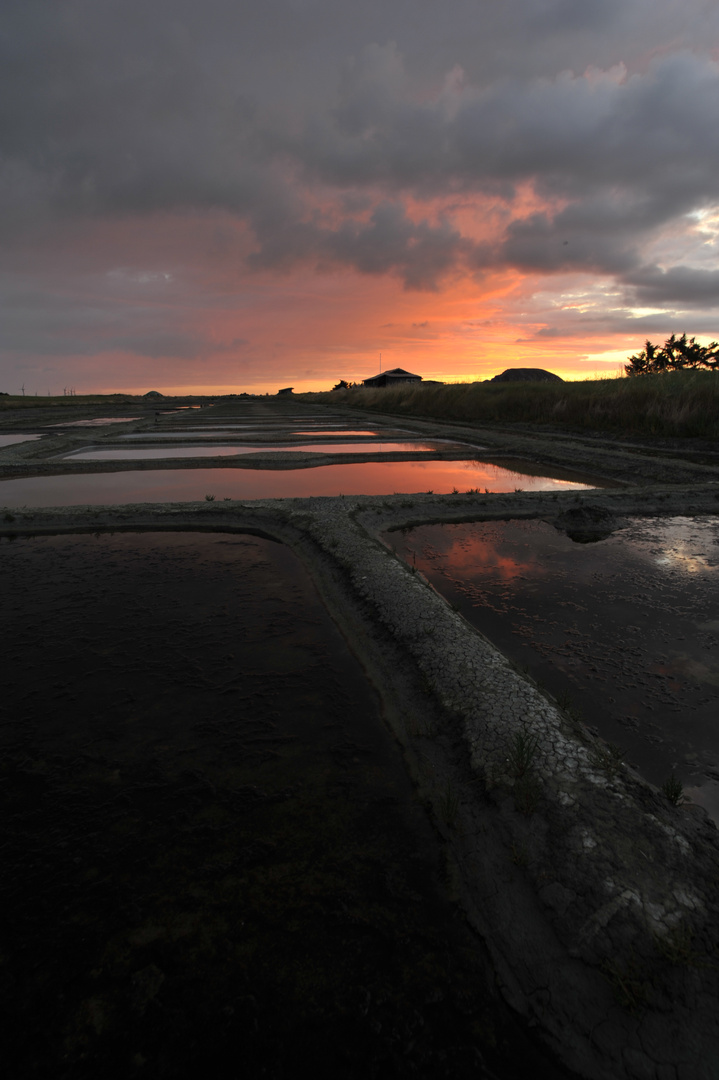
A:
363 367 422 388
277 387 294 395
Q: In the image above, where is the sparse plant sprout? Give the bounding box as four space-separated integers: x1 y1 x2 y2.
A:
556 689 573 711
223 497 232 501
506 728 540 778
439 780 460 826
662 774 685 806
426 489 433 494
204 493 216 501
601 955 649 1014
514 772 542 815
655 923 698 966
514 487 524 493
451 486 459 494
594 741 625 777
419 672 435 696
510 841 528 867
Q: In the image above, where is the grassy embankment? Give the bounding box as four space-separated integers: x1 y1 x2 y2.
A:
304 372 719 439
0 394 138 410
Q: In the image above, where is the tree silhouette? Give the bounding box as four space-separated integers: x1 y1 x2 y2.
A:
625 333 719 376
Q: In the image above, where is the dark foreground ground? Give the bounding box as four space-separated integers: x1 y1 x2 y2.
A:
1 531 568 1079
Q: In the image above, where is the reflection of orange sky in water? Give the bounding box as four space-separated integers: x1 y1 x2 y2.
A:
433 534 544 582
0 459 594 506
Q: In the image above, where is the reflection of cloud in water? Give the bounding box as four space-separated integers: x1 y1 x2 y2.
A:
388 516 719 821
428 534 547 582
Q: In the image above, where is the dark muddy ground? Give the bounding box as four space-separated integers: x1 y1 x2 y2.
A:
388 516 719 820
0 531 568 1079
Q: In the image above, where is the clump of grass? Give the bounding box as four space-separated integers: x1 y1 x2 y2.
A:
655 923 698 966
439 780 460 826
419 672 435 697
593 741 625 777
601 955 650 1014
506 729 539 779
556 689 573 711
662 774 685 806
510 841 528 867
204 493 216 502
513 772 542 815
3 512 15 522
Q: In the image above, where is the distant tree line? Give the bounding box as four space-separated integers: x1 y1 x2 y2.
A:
332 380 361 390
625 333 719 376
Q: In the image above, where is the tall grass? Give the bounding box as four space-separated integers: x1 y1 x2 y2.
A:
303 372 719 439
0 394 137 410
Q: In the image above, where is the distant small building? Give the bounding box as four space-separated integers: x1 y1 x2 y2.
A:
143 390 164 398
363 367 422 388
490 368 563 383
277 387 294 395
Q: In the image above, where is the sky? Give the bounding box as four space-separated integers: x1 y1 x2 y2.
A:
2 0 719 395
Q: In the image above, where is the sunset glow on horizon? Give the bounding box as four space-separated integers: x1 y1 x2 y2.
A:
2 2 718 396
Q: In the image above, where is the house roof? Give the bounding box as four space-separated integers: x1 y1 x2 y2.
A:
364 367 421 380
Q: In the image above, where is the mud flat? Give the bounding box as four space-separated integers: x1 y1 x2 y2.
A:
3 529 570 1079
2 397 719 1078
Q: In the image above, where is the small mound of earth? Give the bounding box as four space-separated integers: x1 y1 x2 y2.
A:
553 504 621 543
490 368 564 383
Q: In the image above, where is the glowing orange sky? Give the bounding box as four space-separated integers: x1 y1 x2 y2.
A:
23 210 635 397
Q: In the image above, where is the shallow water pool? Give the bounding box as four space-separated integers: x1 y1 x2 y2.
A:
0 459 596 505
118 428 389 438
389 516 719 820
49 417 140 427
62 441 447 460
0 433 41 447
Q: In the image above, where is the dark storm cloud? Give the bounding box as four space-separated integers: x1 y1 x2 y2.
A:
626 266 719 307
1 0 718 305
247 201 468 289
0 272 204 358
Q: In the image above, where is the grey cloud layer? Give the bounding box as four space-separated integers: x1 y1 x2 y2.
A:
1 0 718 309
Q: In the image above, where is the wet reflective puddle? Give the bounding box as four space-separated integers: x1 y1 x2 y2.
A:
0 532 563 1077
0 433 41 447
61 442 453 461
119 429 389 438
0 460 596 505
49 418 141 427
388 517 719 820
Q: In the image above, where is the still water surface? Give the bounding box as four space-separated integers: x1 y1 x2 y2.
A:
0 434 41 447
119 428 389 438
0 460 595 505
389 517 719 820
63 442 448 460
